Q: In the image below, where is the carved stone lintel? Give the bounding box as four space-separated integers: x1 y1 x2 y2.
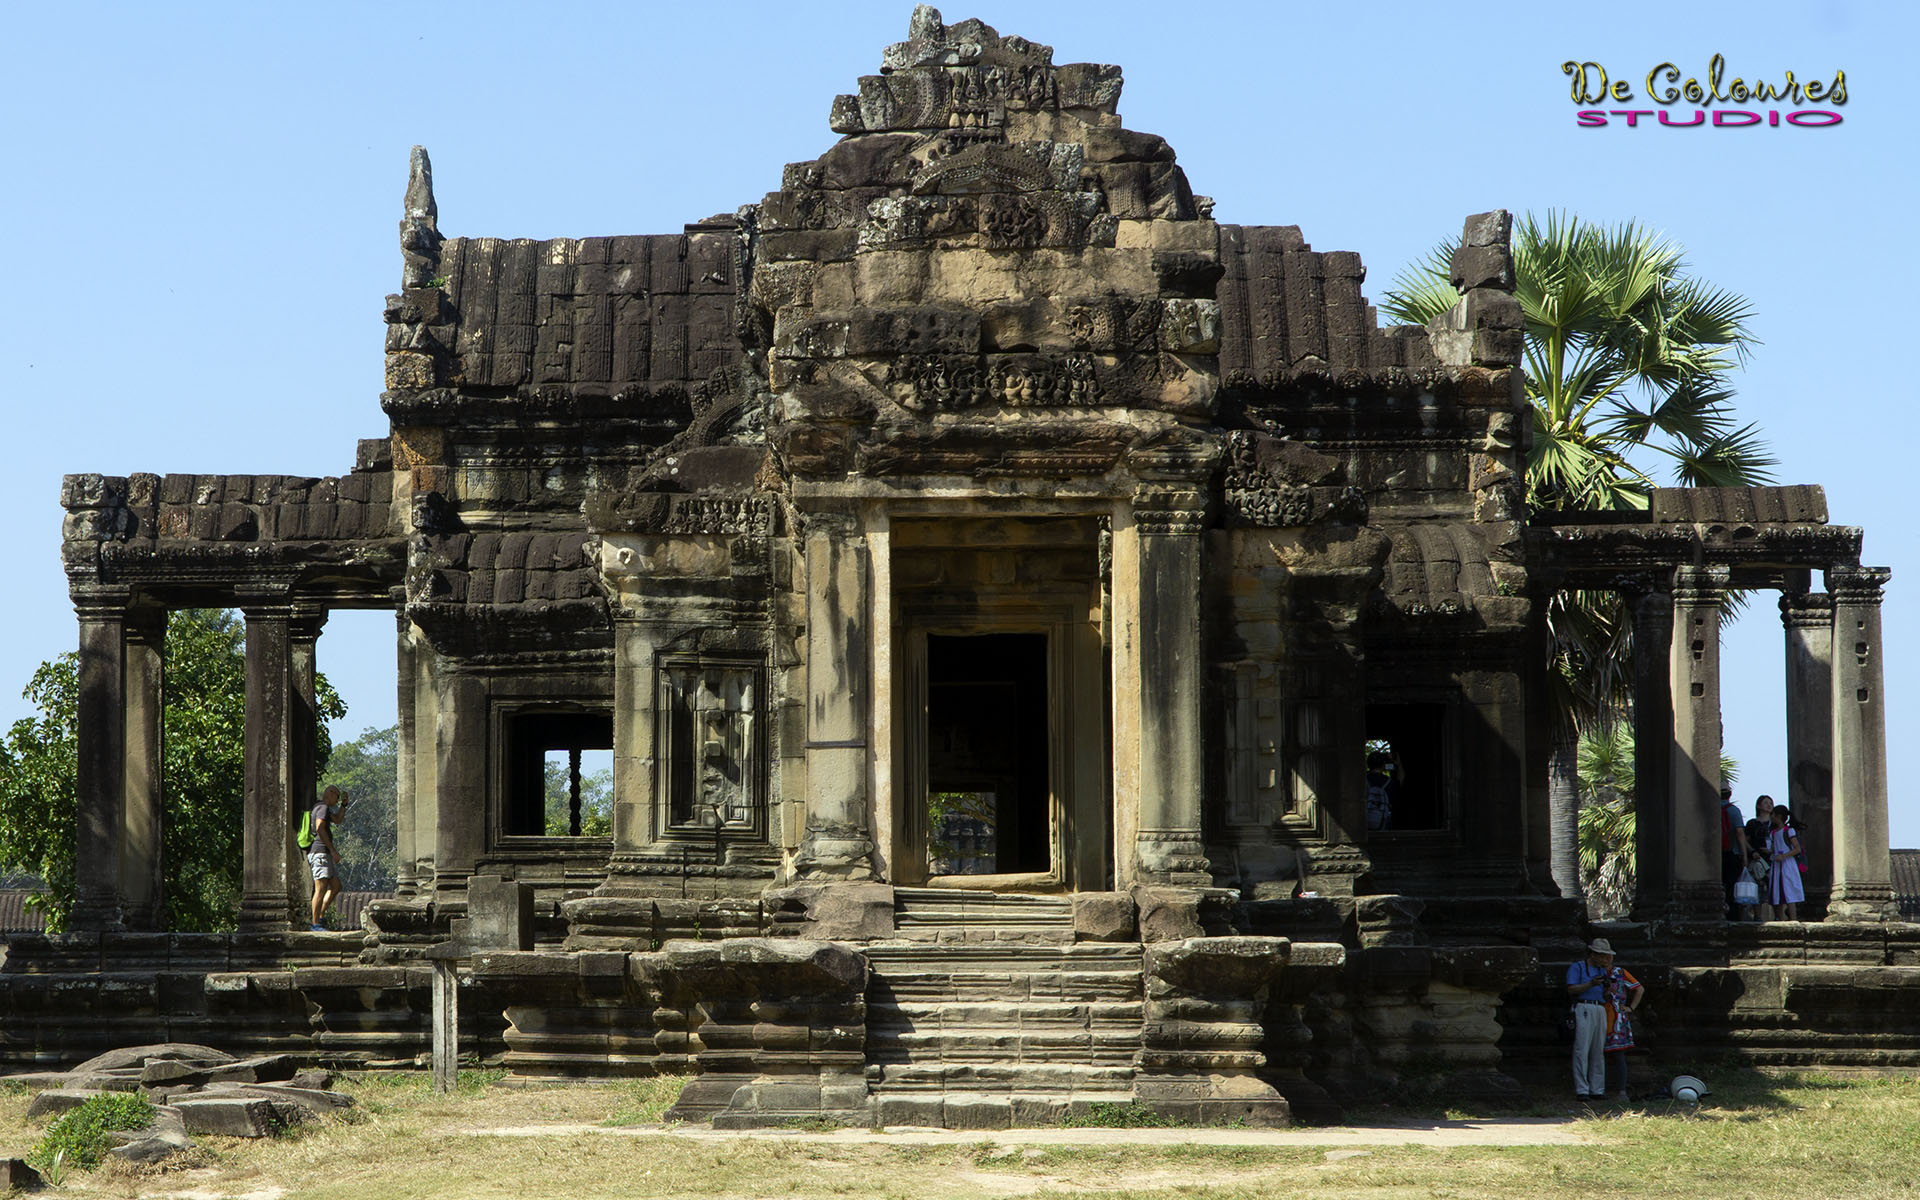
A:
1133 488 1208 536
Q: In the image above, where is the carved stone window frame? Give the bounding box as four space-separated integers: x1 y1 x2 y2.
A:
490 699 617 851
652 651 769 847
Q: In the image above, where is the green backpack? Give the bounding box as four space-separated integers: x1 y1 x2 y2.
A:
297 809 316 850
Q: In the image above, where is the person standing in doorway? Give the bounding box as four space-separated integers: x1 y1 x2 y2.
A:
308 786 350 931
1768 803 1806 921
1720 787 1749 920
1565 938 1616 1101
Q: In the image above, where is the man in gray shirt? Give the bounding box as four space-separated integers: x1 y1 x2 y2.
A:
307 786 350 931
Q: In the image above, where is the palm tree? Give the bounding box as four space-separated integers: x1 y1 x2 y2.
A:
1383 213 1774 903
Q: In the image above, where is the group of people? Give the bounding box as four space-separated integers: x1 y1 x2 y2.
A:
1564 787 1812 1101
1564 937 1642 1102
1720 788 1808 921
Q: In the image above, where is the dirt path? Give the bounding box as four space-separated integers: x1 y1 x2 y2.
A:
459 1117 1590 1148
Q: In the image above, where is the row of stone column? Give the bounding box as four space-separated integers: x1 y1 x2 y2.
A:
1632 564 1893 924
69 589 329 932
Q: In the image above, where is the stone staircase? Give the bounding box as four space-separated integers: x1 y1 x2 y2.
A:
865 889 1146 1127
890 888 1076 943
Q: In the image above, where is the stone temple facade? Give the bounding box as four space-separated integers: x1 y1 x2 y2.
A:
20 11 1918 1126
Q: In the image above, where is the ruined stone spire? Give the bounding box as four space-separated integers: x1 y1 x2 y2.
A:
400 145 441 288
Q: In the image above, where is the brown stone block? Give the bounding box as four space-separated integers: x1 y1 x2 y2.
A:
1461 209 1512 248
1450 244 1514 292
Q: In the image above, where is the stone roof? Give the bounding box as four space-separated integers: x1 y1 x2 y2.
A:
423 224 740 396
0 890 48 933
1893 850 1920 922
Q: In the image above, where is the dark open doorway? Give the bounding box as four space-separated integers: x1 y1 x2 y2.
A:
925 633 1051 875
1365 702 1447 831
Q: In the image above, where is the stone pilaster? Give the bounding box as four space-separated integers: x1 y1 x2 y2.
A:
1826 566 1895 921
597 612 666 895
70 590 130 932
119 607 166 930
1667 565 1728 922
1781 591 1835 913
1627 583 1674 921
432 667 488 904
239 598 296 930
409 621 440 892
793 509 877 880
1130 487 1211 885
393 610 419 897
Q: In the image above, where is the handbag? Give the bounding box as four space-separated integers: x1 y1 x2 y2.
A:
1734 877 1759 905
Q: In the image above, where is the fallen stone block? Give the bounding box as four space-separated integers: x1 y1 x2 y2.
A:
167 1096 312 1138
204 1054 299 1085
24 1088 105 1120
107 1129 195 1166
199 1082 355 1113
140 1059 205 1087
288 1068 335 1091
4 1157 45 1191
69 1044 233 1075
0 1072 78 1090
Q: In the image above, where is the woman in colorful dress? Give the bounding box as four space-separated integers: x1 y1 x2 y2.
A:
1602 962 1644 1102
1768 803 1805 921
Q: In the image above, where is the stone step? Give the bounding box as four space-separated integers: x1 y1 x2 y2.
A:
866 1028 1144 1065
871 973 1143 1005
892 889 1074 929
872 1090 1138 1131
887 926 1077 945
865 942 1142 969
868 999 1145 1028
868 1062 1138 1091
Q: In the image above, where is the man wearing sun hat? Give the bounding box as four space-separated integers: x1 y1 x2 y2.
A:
1565 937 1617 1101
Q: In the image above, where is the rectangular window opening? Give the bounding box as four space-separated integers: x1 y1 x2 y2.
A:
506 711 614 837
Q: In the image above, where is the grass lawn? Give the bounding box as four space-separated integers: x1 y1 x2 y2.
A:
4 1069 1918 1199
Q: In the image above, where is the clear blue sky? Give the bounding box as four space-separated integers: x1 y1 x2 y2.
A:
4 2 1914 842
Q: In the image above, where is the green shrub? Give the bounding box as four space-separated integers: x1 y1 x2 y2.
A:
31 1091 155 1171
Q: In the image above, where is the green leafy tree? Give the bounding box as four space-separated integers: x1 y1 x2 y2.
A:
544 759 612 837
319 724 399 893
0 610 343 931
1385 213 1772 901
1577 722 1739 920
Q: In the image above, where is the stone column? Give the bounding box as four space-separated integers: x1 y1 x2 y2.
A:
119 608 166 930
410 623 440 890
1130 488 1211 885
1667 565 1728 922
1781 590 1834 913
394 611 419 897
70 589 130 931
598 612 665 894
1826 566 1895 921
287 604 327 921
793 509 877 880
433 667 488 904
239 597 297 930
1627 583 1674 921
